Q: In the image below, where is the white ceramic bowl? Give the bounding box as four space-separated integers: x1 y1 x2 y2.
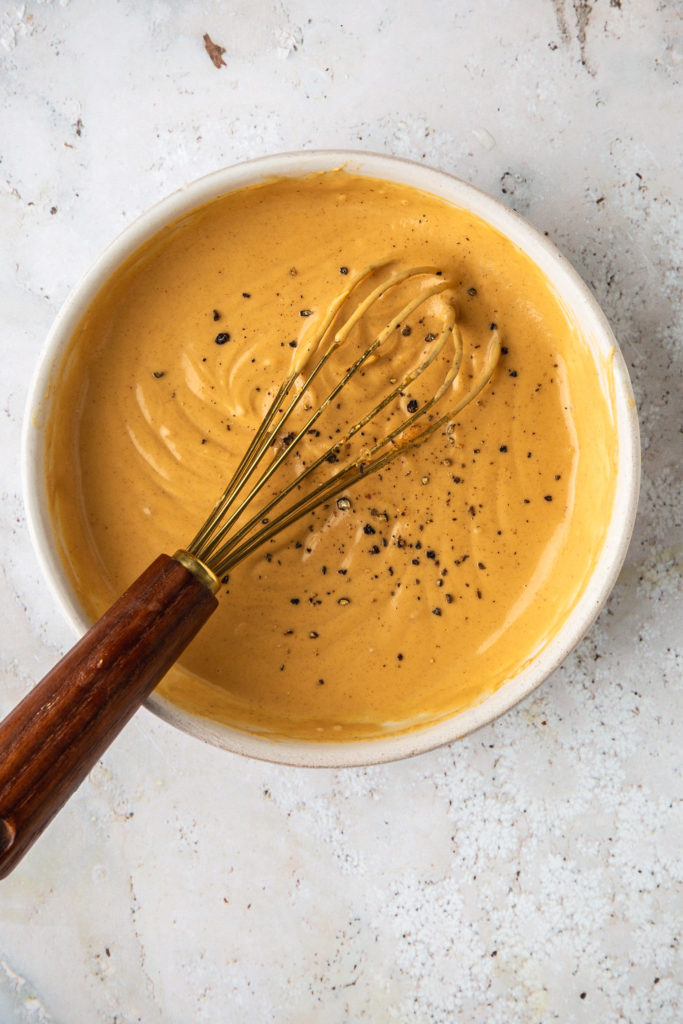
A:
22 151 640 767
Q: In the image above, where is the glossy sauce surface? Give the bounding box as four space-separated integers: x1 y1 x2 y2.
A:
45 172 617 740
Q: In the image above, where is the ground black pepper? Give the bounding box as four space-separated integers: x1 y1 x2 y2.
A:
215 332 230 345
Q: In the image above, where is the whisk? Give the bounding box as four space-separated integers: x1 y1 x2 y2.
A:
0 263 500 876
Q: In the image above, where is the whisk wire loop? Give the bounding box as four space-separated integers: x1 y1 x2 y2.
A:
195 289 458 571
207 329 501 576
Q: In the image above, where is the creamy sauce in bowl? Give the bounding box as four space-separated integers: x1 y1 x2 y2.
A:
44 170 618 742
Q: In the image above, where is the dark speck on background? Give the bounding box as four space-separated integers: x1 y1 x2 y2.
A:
203 33 226 68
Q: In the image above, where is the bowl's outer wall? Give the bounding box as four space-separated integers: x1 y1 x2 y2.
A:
22 151 641 767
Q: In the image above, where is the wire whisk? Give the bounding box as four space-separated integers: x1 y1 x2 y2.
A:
0 260 500 876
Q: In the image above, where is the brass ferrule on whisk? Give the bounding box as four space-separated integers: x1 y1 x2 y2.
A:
173 550 221 594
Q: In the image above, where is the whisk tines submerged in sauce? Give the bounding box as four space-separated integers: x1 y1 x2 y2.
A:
186 262 501 579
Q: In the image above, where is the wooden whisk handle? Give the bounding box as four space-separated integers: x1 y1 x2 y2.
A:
0 553 218 879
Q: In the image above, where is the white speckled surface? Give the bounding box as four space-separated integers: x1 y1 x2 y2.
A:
0 2 681 1021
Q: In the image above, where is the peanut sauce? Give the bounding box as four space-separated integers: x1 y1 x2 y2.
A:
45 172 617 741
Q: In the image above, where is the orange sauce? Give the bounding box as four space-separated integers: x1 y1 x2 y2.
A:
45 171 617 740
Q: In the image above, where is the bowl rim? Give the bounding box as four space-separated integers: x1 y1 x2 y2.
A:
22 148 641 767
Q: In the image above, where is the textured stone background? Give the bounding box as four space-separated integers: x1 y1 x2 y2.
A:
0 2 680 1022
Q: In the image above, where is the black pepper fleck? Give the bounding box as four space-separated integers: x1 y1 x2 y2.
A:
215 332 231 345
